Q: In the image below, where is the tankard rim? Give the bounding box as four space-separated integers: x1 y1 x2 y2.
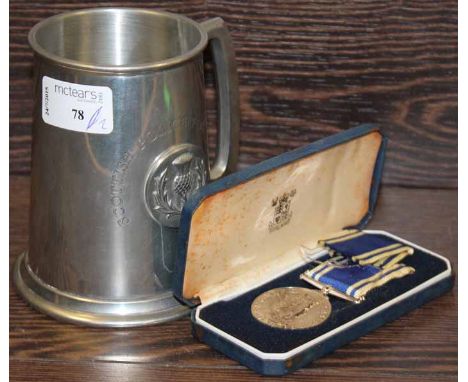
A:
28 7 209 73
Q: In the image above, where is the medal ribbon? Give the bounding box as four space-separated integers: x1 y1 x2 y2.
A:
304 262 415 299
318 229 414 269
301 229 416 301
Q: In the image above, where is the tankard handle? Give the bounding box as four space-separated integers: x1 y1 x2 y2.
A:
201 18 240 180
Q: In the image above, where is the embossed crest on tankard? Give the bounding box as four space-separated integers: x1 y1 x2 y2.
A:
145 144 208 227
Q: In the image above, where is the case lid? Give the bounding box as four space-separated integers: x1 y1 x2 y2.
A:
174 124 386 306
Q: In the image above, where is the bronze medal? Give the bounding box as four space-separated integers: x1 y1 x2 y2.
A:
251 287 332 330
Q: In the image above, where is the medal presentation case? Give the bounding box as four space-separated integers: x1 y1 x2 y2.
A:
173 124 454 375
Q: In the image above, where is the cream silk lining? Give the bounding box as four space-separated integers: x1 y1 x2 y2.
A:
183 132 382 304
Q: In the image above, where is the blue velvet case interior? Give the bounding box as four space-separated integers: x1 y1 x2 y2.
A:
197 232 450 353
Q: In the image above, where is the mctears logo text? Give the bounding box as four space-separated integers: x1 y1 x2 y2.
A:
54 84 98 100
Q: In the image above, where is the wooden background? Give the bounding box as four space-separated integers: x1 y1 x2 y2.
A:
10 0 457 188
10 1 458 381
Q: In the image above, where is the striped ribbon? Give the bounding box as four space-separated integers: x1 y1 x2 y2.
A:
304 261 415 299
302 230 416 301
318 230 414 269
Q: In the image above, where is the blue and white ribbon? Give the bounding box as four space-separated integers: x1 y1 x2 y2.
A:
318 230 414 269
304 261 415 299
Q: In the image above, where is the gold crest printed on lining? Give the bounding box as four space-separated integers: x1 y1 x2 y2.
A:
268 189 297 232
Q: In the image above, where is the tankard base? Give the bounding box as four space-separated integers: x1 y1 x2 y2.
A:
13 252 190 327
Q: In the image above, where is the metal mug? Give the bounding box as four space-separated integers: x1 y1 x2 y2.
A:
13 8 239 327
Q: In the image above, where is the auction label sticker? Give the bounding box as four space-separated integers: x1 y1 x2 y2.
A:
42 76 113 134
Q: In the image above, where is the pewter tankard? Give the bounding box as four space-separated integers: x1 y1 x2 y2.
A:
13 8 239 327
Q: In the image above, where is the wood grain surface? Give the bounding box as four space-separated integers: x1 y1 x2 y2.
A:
9 0 457 187
9 176 458 381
